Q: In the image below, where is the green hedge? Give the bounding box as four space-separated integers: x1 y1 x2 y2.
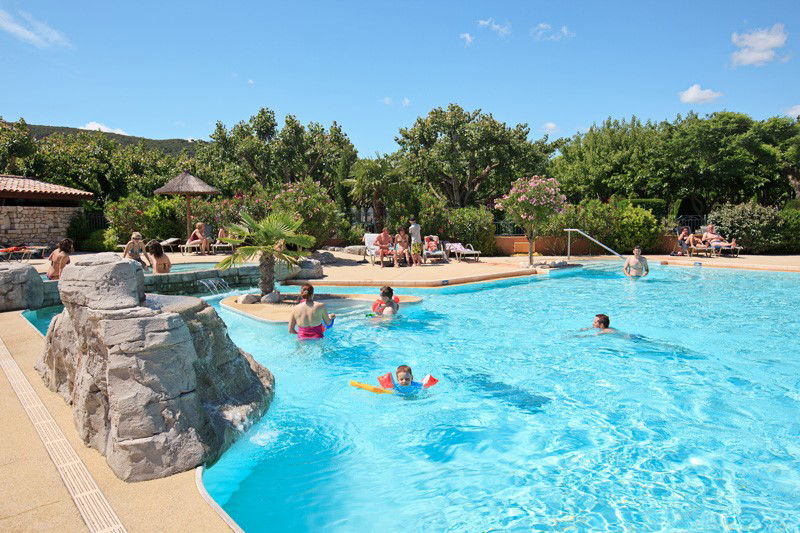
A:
707 202 783 253
105 194 183 245
630 198 667 219
447 207 496 255
779 209 800 253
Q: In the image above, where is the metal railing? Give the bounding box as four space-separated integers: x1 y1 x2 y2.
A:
564 228 625 261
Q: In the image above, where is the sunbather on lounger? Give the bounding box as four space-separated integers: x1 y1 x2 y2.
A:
374 228 394 268
702 224 737 248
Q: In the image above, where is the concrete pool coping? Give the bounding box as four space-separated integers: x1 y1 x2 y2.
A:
220 293 424 323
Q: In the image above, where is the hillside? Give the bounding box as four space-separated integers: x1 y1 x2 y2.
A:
26 124 207 156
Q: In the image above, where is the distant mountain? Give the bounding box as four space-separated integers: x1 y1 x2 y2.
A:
25 124 207 156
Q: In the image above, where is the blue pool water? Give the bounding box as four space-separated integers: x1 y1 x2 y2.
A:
23 264 800 530
39 261 224 280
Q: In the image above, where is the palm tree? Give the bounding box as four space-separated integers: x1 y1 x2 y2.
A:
347 155 399 230
217 211 315 296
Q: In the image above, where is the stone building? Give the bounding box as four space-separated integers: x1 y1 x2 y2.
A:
0 174 93 246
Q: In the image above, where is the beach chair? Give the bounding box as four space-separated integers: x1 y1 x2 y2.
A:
710 243 743 257
423 236 448 263
179 242 201 255
445 242 481 262
0 246 33 262
211 240 234 254
364 233 395 266
160 238 181 252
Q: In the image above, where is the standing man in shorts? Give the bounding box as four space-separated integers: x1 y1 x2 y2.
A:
409 217 423 266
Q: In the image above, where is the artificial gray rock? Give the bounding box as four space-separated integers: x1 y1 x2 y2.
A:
274 260 301 281
236 293 260 305
342 245 366 256
35 256 274 482
311 251 337 265
0 262 44 311
261 290 281 304
295 258 324 279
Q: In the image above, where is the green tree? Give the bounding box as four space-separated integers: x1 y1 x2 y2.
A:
218 212 315 296
397 104 553 207
347 155 401 229
0 118 37 174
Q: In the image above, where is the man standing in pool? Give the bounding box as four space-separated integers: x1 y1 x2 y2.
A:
289 284 335 340
622 245 649 278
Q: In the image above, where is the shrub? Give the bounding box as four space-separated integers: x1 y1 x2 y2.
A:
778 209 800 253
67 211 93 244
784 199 800 211
630 198 667 219
447 207 496 255
344 223 366 245
417 191 450 238
176 193 270 237
542 199 662 253
105 194 183 244
79 229 110 252
708 202 783 253
268 179 344 248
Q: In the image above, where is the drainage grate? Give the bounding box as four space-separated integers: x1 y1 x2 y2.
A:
0 336 127 533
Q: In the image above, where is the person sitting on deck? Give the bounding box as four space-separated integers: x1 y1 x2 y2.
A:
123 232 152 270
47 238 73 280
146 240 172 274
701 224 737 249
374 227 394 268
187 222 211 255
394 227 411 268
289 284 336 340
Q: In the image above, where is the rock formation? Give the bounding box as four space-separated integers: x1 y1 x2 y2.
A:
35 253 275 482
295 258 324 279
0 263 43 311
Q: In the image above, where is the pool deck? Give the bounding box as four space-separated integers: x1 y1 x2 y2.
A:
5 249 800 530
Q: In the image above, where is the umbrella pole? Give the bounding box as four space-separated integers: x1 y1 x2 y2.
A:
186 195 191 239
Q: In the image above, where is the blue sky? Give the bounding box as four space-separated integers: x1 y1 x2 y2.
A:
1 1 798 155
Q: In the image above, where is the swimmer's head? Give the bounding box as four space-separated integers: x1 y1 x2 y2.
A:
300 284 314 301
396 365 413 386
633 245 642 255
380 285 393 302
594 313 610 329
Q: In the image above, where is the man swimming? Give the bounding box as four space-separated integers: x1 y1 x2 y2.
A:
288 284 335 340
592 313 617 334
622 245 649 278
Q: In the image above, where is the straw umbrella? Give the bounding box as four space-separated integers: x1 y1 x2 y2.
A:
154 171 220 239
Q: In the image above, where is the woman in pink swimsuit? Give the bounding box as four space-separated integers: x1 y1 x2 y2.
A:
289 284 335 340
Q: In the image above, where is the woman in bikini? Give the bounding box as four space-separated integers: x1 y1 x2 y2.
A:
288 284 335 340
47 238 73 280
123 232 152 270
623 245 649 278
394 227 411 267
146 240 172 273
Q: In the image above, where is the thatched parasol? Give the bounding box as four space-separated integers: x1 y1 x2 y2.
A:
154 171 220 239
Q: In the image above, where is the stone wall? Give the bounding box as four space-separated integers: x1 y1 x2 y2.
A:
0 205 81 246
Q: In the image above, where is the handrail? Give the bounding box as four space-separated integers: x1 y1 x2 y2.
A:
563 228 625 261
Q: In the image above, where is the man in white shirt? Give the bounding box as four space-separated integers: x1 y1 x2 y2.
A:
408 217 422 266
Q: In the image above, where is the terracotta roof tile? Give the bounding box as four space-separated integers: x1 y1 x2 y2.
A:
0 175 93 200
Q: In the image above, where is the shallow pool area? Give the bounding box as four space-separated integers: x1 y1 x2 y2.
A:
194 264 800 531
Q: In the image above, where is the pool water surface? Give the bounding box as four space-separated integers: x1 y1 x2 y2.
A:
196 264 800 531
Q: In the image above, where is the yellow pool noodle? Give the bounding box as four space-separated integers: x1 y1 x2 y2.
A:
349 380 394 394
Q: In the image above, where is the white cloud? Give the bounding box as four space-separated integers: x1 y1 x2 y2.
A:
459 32 473 46
81 121 128 135
679 84 722 104
247 79 254 86
785 104 800 118
382 96 393 105
0 9 70 48
543 122 557 134
402 97 411 107
532 23 574 41
478 17 511 37
731 23 788 66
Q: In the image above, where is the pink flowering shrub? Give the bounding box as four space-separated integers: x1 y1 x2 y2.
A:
269 179 344 247
495 176 567 263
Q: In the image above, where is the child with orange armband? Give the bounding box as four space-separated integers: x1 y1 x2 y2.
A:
371 286 400 316
378 365 438 395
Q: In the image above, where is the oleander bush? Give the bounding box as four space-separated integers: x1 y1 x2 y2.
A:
446 206 496 255
707 202 784 253
268 179 345 247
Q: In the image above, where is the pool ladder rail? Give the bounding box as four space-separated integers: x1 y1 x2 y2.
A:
563 228 625 261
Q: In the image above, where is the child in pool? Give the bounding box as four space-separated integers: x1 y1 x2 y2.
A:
378 365 438 394
373 286 399 316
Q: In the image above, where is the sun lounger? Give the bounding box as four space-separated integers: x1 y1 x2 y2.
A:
0 246 33 262
179 242 201 255
211 241 234 254
423 236 448 263
445 242 481 262
160 238 181 252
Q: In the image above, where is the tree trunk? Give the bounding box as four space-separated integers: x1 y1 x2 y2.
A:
372 191 384 231
526 227 536 266
259 252 275 296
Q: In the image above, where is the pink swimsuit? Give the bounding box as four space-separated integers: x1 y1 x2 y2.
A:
297 324 325 340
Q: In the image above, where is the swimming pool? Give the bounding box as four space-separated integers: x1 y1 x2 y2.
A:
39 261 226 280
193 264 800 531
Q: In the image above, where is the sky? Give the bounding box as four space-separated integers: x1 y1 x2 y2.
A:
1 1 798 155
